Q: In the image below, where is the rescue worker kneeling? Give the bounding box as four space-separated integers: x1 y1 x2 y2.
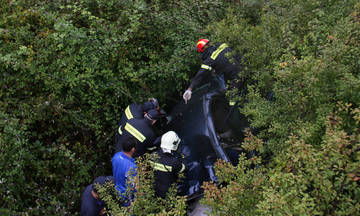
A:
149 131 186 198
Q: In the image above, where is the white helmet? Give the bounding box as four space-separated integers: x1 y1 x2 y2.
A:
161 131 181 152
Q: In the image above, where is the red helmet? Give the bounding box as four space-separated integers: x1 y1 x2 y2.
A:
196 39 209 52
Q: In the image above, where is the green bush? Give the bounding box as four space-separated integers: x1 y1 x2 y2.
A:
97 154 187 216
201 0 360 215
202 106 360 215
0 0 234 214
0 112 93 214
1 0 359 214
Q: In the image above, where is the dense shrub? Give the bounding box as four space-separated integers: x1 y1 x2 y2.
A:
1 0 359 214
0 0 232 214
97 155 187 216
201 0 360 215
203 106 360 215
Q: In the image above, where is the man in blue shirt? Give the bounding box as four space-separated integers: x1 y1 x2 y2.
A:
112 136 137 206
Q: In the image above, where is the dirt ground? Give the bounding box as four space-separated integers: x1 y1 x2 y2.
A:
187 198 211 216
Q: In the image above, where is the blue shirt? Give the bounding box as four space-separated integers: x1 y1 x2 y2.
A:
111 152 137 205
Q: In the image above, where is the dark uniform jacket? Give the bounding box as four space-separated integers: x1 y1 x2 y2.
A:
115 103 158 147
189 43 242 90
118 103 150 127
150 150 186 198
115 103 146 149
81 184 104 216
115 118 158 157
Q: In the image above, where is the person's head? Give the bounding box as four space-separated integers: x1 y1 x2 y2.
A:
92 176 115 199
160 131 181 153
122 136 137 155
143 98 160 112
196 38 210 53
145 109 161 126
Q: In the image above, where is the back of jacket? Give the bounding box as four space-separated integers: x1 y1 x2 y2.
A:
115 118 157 157
150 150 186 198
189 43 242 90
115 103 144 150
119 103 144 127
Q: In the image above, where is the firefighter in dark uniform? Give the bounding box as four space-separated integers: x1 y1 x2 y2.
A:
183 39 243 103
115 98 160 146
115 109 161 157
119 98 160 127
150 131 186 198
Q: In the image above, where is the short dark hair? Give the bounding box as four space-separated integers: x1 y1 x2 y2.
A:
122 135 137 152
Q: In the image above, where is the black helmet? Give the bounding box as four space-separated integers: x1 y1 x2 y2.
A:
143 98 159 111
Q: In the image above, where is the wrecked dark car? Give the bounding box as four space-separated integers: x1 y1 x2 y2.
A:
163 74 250 200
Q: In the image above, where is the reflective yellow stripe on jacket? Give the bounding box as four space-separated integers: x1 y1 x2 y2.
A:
211 43 229 60
125 106 133 120
150 161 173 172
118 125 123 135
229 99 237 106
201 64 212 70
124 122 145 142
150 161 186 173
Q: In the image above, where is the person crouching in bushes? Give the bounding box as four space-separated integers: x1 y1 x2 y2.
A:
150 131 186 198
112 136 138 206
81 176 115 216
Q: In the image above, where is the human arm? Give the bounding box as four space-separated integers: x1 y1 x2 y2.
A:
183 67 209 104
150 136 161 149
188 65 212 90
183 60 213 103
173 155 186 174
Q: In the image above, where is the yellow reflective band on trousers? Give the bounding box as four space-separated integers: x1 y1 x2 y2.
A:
201 64 212 70
118 125 123 135
124 122 145 142
150 161 173 172
211 43 229 60
125 106 133 120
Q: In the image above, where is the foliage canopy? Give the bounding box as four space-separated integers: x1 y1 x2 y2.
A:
1 0 359 215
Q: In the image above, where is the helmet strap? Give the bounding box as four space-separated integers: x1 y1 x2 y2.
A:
161 148 172 153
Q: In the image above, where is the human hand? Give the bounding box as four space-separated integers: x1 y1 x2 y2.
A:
183 89 192 104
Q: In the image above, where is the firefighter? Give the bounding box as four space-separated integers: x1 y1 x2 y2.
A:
150 131 186 198
81 176 115 216
118 98 160 127
115 98 160 146
183 39 243 103
115 109 160 157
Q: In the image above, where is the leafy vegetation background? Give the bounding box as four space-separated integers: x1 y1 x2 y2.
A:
1 0 359 215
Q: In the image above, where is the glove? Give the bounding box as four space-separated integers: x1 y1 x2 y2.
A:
183 89 192 104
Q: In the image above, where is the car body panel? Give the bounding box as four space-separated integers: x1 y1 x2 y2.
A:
165 74 248 198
